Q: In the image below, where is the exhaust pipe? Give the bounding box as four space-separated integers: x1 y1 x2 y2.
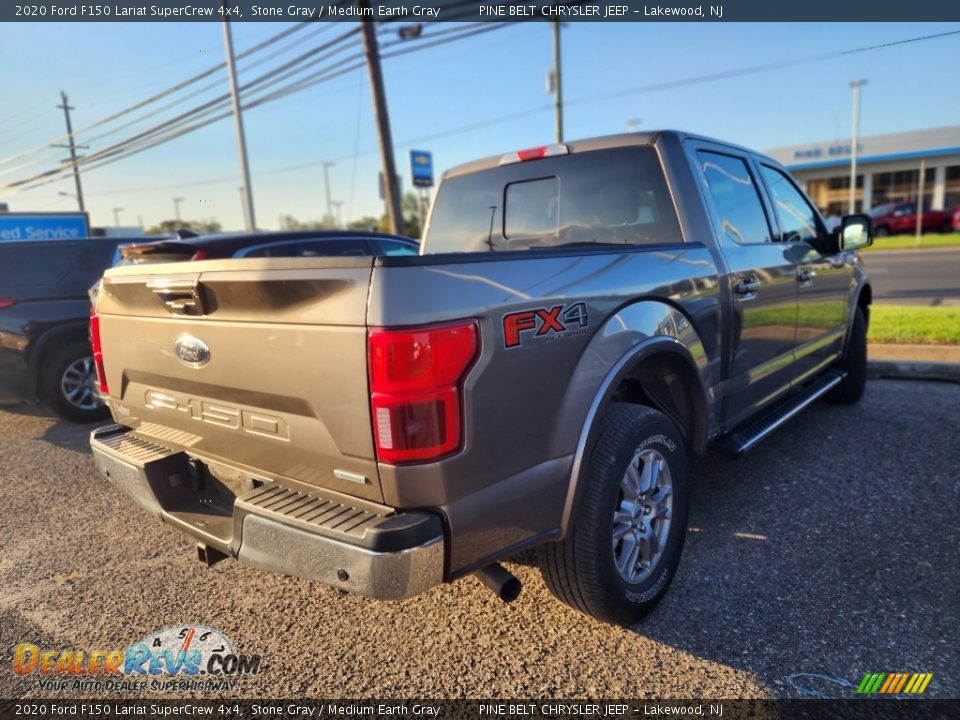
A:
197 543 227 567
474 563 522 602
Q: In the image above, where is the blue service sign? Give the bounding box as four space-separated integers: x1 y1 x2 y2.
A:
0 213 89 241
410 150 433 188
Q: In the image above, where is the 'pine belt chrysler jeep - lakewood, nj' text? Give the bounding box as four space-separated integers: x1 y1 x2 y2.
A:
90 131 873 625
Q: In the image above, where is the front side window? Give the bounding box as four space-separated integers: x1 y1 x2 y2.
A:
697 151 771 244
760 165 821 244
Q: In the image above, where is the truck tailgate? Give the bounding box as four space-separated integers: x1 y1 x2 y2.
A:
96 258 382 502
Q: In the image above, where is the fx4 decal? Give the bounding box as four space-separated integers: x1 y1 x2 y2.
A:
503 302 589 348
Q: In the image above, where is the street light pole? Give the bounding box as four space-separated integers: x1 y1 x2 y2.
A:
221 1 256 231
112 207 123 227
849 79 867 214
323 162 335 222
173 196 185 222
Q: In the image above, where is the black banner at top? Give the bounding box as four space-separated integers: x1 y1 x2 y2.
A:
5 0 960 23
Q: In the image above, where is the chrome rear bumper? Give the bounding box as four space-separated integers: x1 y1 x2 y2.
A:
90 424 444 599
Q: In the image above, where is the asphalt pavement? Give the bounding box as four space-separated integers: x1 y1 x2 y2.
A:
864 247 960 306
1 380 957 700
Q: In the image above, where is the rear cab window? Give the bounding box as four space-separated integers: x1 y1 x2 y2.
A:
424 146 682 253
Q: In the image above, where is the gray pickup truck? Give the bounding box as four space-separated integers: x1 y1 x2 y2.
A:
90 131 872 625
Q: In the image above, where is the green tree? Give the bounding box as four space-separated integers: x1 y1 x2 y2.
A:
374 193 428 238
145 218 221 235
278 213 337 231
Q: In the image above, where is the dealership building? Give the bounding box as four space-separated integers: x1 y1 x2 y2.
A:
765 125 960 217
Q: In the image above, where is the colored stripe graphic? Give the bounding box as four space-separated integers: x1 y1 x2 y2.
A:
894 673 909 693
856 672 933 694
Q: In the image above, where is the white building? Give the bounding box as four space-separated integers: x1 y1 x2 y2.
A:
766 125 960 216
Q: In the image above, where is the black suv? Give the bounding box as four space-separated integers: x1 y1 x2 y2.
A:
0 237 124 422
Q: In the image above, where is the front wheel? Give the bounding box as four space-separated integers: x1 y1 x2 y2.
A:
38 341 110 423
540 404 688 625
828 306 867 404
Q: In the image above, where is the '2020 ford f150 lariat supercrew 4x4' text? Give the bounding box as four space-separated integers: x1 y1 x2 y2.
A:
90 131 873 625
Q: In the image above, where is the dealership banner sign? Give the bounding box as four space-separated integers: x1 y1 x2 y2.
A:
5 0 960 23
0 212 89 241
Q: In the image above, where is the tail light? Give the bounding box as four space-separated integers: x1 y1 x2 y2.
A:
191 249 210 261
368 320 479 464
0 298 19 309
89 310 109 396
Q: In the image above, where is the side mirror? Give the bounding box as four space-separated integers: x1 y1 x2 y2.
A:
839 213 873 250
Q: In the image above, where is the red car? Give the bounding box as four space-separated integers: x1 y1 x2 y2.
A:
870 202 955 236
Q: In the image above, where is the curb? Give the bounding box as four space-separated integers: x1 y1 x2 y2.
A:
867 360 960 383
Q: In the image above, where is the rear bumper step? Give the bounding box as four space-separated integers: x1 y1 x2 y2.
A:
90 425 444 599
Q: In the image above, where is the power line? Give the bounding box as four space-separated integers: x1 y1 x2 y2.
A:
7 24 956 198
5 22 512 193
0 21 315 169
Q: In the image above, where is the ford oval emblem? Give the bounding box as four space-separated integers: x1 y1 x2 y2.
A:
174 334 211 368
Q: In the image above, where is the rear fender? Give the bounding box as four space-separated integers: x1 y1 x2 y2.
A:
555 300 711 537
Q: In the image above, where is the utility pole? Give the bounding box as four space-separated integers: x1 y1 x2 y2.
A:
56 91 86 213
848 79 867 214
323 161 335 222
359 10 403 235
112 207 123 227
173 196 185 222
552 21 564 143
222 0 256 231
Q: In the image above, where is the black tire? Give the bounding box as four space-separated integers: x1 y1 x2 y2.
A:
540 404 688 625
37 340 110 423
941 220 953 234
827 306 867 404
874 225 890 237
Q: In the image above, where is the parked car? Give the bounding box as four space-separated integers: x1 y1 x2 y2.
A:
116 230 419 263
0 237 127 422
90 131 872 625
869 202 955 236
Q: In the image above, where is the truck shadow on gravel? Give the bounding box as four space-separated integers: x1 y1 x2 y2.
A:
503 383 956 697
0 401 102 455
603 386 957 696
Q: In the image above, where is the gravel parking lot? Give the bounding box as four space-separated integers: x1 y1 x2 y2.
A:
1 380 957 700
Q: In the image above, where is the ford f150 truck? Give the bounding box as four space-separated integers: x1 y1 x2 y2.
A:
90 131 873 625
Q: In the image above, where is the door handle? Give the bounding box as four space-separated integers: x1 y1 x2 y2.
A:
734 278 761 299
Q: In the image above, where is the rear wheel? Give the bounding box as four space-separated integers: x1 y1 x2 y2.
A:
828 307 867 404
540 404 688 625
38 341 109 423
874 225 890 237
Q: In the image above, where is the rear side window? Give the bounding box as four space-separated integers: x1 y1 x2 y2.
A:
425 146 682 253
697 151 771 245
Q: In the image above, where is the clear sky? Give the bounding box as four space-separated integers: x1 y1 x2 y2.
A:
1 20 958 231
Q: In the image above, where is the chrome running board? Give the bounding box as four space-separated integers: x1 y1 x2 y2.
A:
720 371 845 455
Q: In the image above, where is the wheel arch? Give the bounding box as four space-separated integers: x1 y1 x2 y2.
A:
556 300 713 538
25 321 91 395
